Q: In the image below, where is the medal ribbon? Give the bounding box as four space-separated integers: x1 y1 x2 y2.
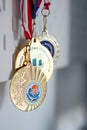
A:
21 0 42 40
32 0 42 19
21 0 32 40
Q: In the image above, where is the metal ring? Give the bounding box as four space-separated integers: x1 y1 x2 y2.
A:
41 8 50 17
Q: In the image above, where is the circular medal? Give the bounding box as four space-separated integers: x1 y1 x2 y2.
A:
15 38 53 81
10 65 47 112
38 33 60 63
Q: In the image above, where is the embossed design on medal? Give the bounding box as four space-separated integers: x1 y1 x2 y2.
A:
38 8 60 63
10 44 47 111
10 66 47 111
15 38 53 81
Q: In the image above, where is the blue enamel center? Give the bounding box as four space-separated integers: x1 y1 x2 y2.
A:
25 81 42 103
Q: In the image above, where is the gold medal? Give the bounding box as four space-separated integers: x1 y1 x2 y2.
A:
15 38 53 81
10 64 47 111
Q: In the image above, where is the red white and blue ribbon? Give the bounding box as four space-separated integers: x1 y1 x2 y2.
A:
32 0 42 19
20 0 42 40
20 0 32 40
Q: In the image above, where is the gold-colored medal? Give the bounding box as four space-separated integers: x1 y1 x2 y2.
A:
10 65 47 111
10 43 47 111
15 38 53 81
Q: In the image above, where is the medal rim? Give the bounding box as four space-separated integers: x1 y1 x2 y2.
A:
9 65 47 112
38 33 60 63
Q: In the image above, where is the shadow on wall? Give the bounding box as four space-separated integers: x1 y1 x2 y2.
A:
55 63 86 115
70 0 87 62
0 81 6 108
54 63 86 130
53 1 87 128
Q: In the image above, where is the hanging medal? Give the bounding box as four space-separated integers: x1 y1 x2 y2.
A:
15 37 53 81
10 44 47 111
15 0 53 81
10 0 48 111
38 0 60 63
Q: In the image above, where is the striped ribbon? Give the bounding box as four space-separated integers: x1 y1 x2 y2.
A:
20 0 42 40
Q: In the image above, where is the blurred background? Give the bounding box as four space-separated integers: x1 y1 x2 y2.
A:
0 0 87 130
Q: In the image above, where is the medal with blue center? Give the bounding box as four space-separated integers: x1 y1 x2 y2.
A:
10 44 47 111
9 0 48 111
38 8 60 63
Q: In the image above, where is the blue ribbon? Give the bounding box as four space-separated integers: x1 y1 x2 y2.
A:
32 0 39 19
